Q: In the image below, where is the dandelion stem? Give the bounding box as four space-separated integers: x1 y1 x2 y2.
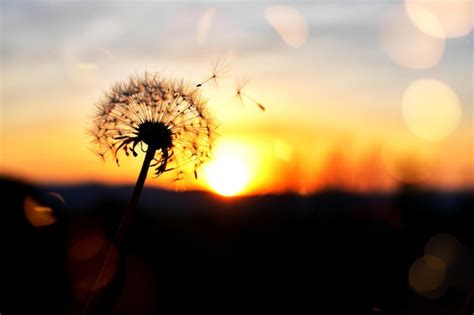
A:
117 145 157 245
82 147 156 315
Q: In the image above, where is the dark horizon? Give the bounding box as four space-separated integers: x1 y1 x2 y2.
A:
2 175 473 314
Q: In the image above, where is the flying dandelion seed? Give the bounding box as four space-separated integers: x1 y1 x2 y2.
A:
85 72 216 314
196 59 229 87
234 77 266 111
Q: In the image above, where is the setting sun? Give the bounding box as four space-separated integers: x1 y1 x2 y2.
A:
203 141 252 197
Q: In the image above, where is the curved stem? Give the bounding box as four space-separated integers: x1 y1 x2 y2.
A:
83 146 157 315
116 146 157 246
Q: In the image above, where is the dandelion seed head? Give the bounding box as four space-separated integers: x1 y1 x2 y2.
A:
90 72 216 180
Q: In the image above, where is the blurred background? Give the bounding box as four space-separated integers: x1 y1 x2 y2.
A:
0 0 473 314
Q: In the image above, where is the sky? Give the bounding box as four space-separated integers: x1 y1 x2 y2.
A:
1 0 473 195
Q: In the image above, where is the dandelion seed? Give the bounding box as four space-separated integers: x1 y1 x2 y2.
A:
196 59 229 87
233 77 266 111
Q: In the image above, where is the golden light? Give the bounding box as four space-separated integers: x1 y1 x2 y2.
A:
379 7 444 69
405 0 473 38
273 139 293 162
264 5 309 48
203 140 253 197
402 79 461 142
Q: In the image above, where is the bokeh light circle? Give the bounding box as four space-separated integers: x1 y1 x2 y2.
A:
24 196 57 227
409 255 446 295
264 5 309 48
69 234 106 260
402 79 461 142
405 0 473 38
379 7 444 69
424 233 461 266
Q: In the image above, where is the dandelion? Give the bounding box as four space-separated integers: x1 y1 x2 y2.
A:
90 73 216 222
85 72 216 314
234 77 266 111
91 72 216 181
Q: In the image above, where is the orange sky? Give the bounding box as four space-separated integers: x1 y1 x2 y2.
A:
1 2 473 196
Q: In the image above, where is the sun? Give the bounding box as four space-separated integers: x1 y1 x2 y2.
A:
203 142 252 197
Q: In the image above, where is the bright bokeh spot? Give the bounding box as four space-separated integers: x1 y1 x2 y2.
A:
405 0 473 38
379 7 444 69
404 3 445 38
24 196 56 227
264 5 309 48
204 141 253 196
402 79 461 142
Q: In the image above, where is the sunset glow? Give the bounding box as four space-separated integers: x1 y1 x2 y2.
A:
203 141 252 197
0 2 472 194
2 3 473 315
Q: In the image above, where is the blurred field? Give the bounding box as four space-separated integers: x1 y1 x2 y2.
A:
1 176 473 315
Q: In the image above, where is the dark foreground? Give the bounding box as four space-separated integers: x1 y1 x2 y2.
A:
1 177 473 315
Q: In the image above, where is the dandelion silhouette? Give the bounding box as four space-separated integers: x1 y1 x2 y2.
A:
85 72 216 314
91 73 215 180
234 77 266 111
